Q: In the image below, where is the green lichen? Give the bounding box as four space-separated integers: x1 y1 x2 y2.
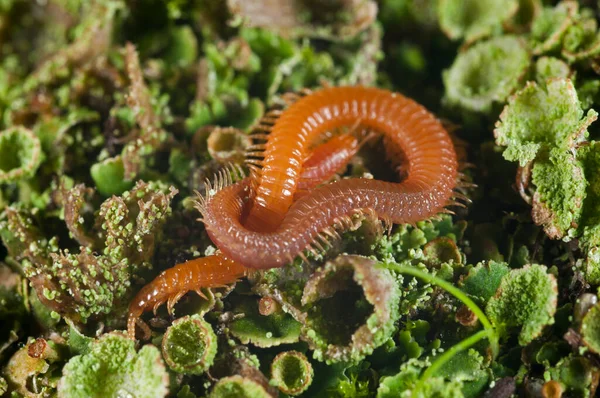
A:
460 260 510 304
161 315 217 375
494 78 597 166
301 255 401 363
486 264 558 345
58 333 169 398
577 141 600 249
3 337 61 396
0 126 42 183
91 156 134 196
437 0 518 42
581 301 600 354
0 181 177 323
376 359 465 398
209 375 272 398
443 35 530 115
229 295 302 348
546 355 599 396
534 57 571 84
270 350 314 396
530 1 578 55
531 149 586 239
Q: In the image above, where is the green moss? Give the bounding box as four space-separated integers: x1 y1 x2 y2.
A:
486 264 558 345
161 315 217 375
59 333 169 398
494 78 597 165
443 35 530 115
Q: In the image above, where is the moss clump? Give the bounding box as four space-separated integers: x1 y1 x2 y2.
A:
58 333 169 398
486 264 558 345
443 35 530 115
0 127 42 183
161 315 217 375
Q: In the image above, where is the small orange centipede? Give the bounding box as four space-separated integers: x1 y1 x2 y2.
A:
128 86 464 339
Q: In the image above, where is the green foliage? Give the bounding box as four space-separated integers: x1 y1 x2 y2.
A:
443 35 530 115
437 0 518 42
486 264 558 345
494 78 597 165
58 333 169 398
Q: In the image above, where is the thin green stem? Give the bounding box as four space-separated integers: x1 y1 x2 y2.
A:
385 263 499 357
415 330 490 393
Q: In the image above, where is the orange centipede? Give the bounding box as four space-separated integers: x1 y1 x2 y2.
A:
127 131 363 339
200 86 459 269
128 86 462 339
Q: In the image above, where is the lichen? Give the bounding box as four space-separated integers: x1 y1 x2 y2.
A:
437 0 518 43
209 375 272 398
443 35 530 115
486 264 558 345
300 255 401 363
270 350 314 396
494 78 597 166
0 181 177 323
58 333 169 398
0 127 42 183
531 149 586 239
161 315 218 375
